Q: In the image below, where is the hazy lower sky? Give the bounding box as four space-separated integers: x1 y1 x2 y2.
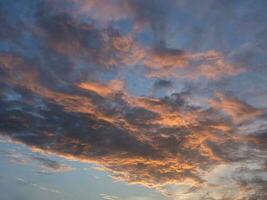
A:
1 0 267 199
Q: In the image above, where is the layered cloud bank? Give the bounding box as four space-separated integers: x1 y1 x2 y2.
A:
1 0 267 199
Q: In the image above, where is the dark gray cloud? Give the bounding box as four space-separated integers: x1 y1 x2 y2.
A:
153 80 173 89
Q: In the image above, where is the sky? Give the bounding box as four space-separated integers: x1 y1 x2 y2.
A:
0 0 267 199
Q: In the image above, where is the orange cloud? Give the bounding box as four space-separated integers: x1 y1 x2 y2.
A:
0 52 266 198
73 0 130 21
145 50 245 80
78 80 124 97
37 10 243 81
144 47 188 69
210 93 262 124
1 1 267 198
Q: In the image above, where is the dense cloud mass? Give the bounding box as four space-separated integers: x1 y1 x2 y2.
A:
1 0 267 199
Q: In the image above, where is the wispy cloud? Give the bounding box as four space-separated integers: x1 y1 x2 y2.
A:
13 176 64 195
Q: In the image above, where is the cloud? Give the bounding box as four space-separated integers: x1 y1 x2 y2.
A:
100 193 119 200
0 53 265 191
30 2 244 81
32 156 74 173
3 148 73 174
145 49 245 80
0 51 266 195
78 80 124 97
74 0 174 37
151 79 173 96
13 176 64 195
153 79 173 90
210 93 263 124
145 43 188 68
0 0 267 199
